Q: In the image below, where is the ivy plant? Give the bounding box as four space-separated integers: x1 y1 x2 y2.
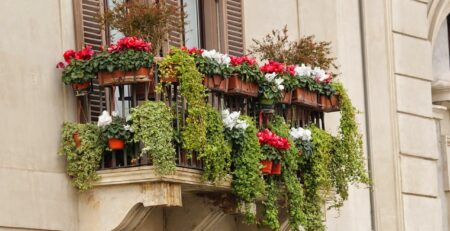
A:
159 48 207 155
199 106 231 182
262 176 280 230
130 101 176 175
59 122 104 191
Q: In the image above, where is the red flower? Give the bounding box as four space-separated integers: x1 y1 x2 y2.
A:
63 49 76 64
74 45 94 60
231 56 257 66
188 47 203 55
108 37 151 53
56 62 65 69
257 129 290 150
285 65 296 76
260 60 284 73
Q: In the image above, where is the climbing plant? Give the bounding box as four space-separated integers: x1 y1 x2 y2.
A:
59 122 104 191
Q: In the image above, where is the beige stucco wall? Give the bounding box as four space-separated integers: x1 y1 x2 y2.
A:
0 0 78 230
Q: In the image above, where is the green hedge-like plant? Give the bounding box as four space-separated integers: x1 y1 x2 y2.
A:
262 176 280 230
159 48 207 155
59 122 104 191
227 116 265 223
130 101 176 175
200 106 231 182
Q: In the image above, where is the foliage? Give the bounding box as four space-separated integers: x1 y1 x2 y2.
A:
61 59 95 84
300 125 334 231
90 49 153 74
249 26 336 69
199 106 232 182
159 48 207 155
262 177 280 230
99 0 183 54
330 82 370 208
227 116 265 223
130 101 176 175
269 116 304 231
230 56 261 82
59 122 104 191
100 116 131 141
193 53 232 77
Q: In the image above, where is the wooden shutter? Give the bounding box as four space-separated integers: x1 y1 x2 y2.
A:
225 0 244 56
165 0 184 53
74 0 107 122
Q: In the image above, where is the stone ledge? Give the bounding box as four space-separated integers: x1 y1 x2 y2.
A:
95 166 231 191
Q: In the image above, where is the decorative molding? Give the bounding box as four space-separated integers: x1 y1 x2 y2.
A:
112 203 154 231
192 209 226 231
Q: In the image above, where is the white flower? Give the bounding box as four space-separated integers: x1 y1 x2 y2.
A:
235 119 249 130
124 124 134 133
265 73 277 82
229 111 240 121
274 78 284 91
294 64 312 77
111 111 119 117
202 49 230 66
312 67 326 81
277 84 285 91
221 109 230 119
97 111 112 127
289 127 312 141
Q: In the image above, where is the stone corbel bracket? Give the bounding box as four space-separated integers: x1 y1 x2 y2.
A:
78 166 231 231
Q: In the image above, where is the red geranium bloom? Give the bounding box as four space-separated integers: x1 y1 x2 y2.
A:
109 37 151 52
260 60 284 73
63 49 76 64
257 129 290 150
285 65 296 76
74 45 94 60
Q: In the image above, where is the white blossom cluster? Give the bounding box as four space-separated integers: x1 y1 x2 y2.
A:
221 109 248 130
264 73 285 91
97 110 133 132
201 49 231 66
289 127 312 141
294 64 331 82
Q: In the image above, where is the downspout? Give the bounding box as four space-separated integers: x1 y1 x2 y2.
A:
357 0 376 230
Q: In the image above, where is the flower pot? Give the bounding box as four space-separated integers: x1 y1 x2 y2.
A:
136 67 150 77
292 88 318 107
108 138 125 150
135 67 153 82
227 75 258 97
271 162 282 175
204 75 228 92
97 71 114 86
261 160 273 174
279 91 292 104
73 132 81 148
319 95 340 112
72 82 90 91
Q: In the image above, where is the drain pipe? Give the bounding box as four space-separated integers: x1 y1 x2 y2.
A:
357 0 376 230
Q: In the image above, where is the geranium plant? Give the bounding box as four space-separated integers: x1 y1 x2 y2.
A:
57 46 95 85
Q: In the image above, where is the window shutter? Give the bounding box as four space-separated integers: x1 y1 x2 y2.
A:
165 0 184 52
73 0 107 122
225 0 244 56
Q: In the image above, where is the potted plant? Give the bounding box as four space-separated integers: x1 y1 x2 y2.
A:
257 129 290 175
227 55 260 97
291 64 325 107
193 49 231 92
257 67 285 108
318 73 339 112
56 46 95 96
95 37 154 86
97 111 132 150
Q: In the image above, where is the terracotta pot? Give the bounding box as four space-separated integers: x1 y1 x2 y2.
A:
72 82 90 91
261 160 273 174
279 91 292 104
73 132 81 148
320 95 340 112
292 88 318 107
227 75 258 97
97 71 114 86
135 67 153 82
204 75 228 92
113 70 125 79
271 162 282 175
136 67 150 77
108 138 125 150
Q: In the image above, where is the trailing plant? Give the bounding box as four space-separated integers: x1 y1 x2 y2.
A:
224 114 265 223
330 82 370 208
262 176 280 230
59 122 104 191
159 48 207 155
270 116 305 231
199 106 231 182
130 101 176 175
250 26 336 69
98 0 183 54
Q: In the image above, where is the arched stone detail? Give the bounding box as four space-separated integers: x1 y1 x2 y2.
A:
429 0 450 43
112 203 154 231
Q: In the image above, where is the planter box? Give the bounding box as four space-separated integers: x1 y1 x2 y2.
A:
319 95 340 112
204 75 228 92
227 75 258 97
71 82 91 96
292 88 319 107
98 67 154 86
278 91 292 104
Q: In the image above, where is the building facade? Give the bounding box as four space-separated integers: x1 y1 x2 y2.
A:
1 0 450 230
